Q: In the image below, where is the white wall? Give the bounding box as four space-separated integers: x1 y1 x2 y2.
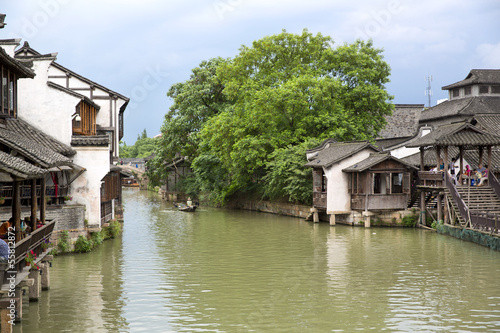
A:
17 60 79 146
71 146 110 227
325 148 375 214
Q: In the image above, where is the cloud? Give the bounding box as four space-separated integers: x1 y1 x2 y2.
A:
476 42 500 68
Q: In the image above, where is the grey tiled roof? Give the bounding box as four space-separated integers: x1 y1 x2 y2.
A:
474 114 500 135
0 151 47 179
419 96 500 123
71 135 109 146
400 146 461 169
0 121 73 168
442 69 500 90
405 122 500 148
378 104 424 139
10 117 75 156
0 46 35 78
305 141 380 168
343 152 417 172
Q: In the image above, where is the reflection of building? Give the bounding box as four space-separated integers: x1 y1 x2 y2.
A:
11 41 129 227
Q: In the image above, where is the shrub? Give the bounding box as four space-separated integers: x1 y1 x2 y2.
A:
402 214 418 228
57 230 70 253
74 235 92 253
104 219 122 238
91 231 104 247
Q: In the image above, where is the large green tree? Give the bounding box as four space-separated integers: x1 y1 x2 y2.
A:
196 29 393 204
146 57 232 186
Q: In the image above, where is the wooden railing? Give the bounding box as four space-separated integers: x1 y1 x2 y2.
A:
0 185 68 204
418 171 444 187
445 172 470 226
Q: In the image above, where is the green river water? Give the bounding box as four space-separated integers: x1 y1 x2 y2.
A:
13 188 500 332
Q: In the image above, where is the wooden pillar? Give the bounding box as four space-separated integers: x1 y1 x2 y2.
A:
420 147 425 172
444 146 449 174
437 193 442 222
479 146 484 166
28 270 40 302
488 146 492 170
12 180 21 243
436 146 441 170
40 177 46 224
444 192 449 225
459 146 464 184
30 179 37 231
329 214 336 226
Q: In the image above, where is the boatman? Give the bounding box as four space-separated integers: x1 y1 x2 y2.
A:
187 197 192 207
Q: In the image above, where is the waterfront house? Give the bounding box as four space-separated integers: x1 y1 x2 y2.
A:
12 41 129 228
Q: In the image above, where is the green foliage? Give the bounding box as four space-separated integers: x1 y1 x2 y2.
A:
57 230 70 254
104 220 122 238
74 235 92 253
262 139 322 204
148 30 393 206
91 231 104 247
402 213 418 228
120 130 156 159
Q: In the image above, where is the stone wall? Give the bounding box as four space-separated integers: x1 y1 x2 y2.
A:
227 200 311 219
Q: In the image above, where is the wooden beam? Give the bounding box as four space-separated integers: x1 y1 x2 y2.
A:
30 179 37 231
488 146 492 171
12 180 21 242
40 177 46 224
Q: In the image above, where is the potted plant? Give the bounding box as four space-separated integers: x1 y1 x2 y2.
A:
0 197 4 205
41 239 52 252
63 196 72 202
25 250 36 267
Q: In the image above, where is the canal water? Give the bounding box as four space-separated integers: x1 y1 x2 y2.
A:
14 188 500 332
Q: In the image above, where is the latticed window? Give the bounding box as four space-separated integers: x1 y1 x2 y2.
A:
72 100 97 135
464 86 471 95
479 86 489 94
492 86 500 94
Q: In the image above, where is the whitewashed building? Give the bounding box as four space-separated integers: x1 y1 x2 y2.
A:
13 41 129 228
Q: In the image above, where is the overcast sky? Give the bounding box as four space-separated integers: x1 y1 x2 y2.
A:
2 0 500 144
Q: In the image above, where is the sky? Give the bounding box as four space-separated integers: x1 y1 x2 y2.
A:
1 0 500 144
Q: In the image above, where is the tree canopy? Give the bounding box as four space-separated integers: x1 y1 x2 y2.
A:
148 29 393 205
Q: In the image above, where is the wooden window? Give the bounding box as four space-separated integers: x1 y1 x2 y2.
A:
452 89 460 97
391 173 403 194
464 86 471 95
479 86 489 94
0 65 16 118
321 170 327 192
492 86 500 94
72 101 97 136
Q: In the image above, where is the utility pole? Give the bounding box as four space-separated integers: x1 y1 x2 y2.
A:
425 75 432 108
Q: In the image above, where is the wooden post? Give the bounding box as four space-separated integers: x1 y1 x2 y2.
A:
459 146 464 184
365 215 371 228
420 148 426 226
12 180 21 243
40 177 46 224
479 146 484 166
488 146 492 171
30 179 37 231
444 146 449 174
28 270 40 302
444 192 449 225
436 146 441 171
437 193 442 222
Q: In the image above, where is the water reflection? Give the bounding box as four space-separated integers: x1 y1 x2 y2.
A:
13 188 500 332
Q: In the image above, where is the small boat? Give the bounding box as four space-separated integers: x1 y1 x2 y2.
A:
178 205 197 212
